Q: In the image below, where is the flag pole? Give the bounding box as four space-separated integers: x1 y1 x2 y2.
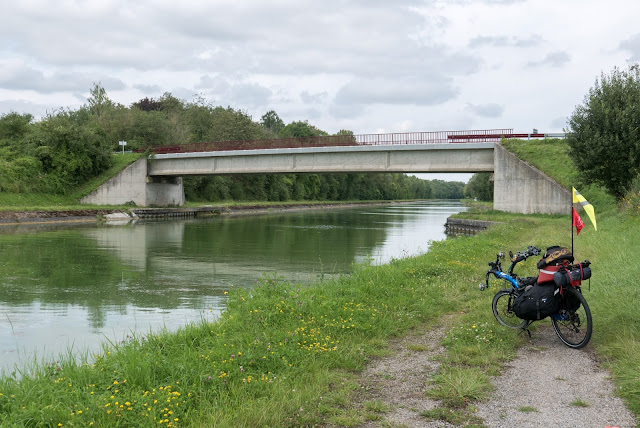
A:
570 191 575 256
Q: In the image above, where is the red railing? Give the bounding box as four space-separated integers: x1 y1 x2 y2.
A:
141 129 516 154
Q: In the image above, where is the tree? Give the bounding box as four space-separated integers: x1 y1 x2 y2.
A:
464 173 493 201
132 97 163 112
87 83 114 118
278 121 328 138
260 110 284 134
566 64 640 198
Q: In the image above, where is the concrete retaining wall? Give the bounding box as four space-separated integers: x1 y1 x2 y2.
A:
493 144 570 214
445 218 500 235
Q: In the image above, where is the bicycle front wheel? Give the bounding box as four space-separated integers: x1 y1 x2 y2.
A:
551 287 592 349
492 289 526 329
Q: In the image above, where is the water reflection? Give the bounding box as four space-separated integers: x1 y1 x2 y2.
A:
0 201 467 372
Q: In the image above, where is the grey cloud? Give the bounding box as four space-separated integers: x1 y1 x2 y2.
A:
328 103 367 120
0 0 476 80
304 108 324 120
469 36 509 48
0 62 125 93
443 0 526 4
133 84 163 94
228 83 272 107
620 34 640 61
300 91 328 104
550 116 568 131
0 99 65 119
195 75 229 91
195 75 272 108
465 103 504 118
526 51 570 68
469 34 543 48
334 78 458 106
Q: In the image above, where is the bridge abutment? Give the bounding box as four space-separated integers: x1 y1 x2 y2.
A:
492 143 570 214
81 158 185 207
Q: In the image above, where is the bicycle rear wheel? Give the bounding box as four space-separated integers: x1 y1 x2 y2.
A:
492 289 526 329
551 287 592 349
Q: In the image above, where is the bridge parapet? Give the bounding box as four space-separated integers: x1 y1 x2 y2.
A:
142 129 514 154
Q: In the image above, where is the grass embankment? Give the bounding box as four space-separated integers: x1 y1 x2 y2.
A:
0 139 639 426
0 153 141 211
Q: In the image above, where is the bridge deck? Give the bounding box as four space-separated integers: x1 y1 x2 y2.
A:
147 143 496 176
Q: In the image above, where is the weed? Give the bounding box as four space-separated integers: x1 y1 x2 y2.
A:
570 399 590 407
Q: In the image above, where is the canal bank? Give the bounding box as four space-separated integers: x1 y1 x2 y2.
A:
0 201 401 225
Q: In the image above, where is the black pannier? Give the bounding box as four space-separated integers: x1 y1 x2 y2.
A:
537 246 574 269
513 284 561 320
553 263 592 287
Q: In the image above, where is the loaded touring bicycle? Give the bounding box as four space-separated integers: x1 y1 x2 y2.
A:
480 245 593 349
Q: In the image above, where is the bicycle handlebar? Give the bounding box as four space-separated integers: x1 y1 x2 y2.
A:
480 246 541 291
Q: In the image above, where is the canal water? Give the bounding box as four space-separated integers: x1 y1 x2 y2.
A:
0 201 468 373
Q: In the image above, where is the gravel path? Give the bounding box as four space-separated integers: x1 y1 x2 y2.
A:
475 323 636 428
351 319 637 428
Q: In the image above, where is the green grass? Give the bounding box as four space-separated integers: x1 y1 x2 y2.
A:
501 138 577 188
363 399 392 414
0 141 639 426
406 343 430 352
570 398 590 407
518 405 539 413
421 407 483 425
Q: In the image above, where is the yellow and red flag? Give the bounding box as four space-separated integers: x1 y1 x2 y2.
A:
572 187 597 231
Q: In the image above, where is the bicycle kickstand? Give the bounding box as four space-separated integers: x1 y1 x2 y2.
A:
519 320 533 338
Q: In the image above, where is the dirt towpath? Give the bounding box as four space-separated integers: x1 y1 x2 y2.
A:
351 320 636 428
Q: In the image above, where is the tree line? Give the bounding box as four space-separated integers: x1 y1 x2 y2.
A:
0 84 466 202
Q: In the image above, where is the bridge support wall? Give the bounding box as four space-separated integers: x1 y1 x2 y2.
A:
492 144 570 214
81 158 185 207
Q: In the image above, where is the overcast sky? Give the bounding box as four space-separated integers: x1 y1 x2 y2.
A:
1 0 639 139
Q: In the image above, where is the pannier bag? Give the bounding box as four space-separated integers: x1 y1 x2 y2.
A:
553 263 592 287
537 246 574 269
513 284 561 320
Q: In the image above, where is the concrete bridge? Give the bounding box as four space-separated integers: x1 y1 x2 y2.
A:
81 130 570 214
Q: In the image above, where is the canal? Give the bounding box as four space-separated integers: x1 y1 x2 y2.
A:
0 201 468 373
